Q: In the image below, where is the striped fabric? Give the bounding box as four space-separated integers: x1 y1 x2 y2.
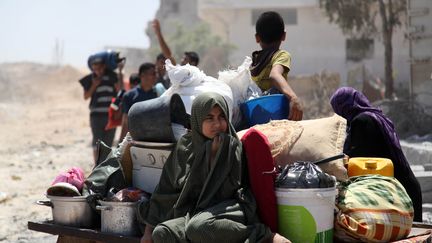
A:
335 175 414 242
79 70 118 115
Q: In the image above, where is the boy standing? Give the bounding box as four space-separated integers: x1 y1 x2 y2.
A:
251 11 303 121
79 57 121 163
155 53 171 89
119 63 165 141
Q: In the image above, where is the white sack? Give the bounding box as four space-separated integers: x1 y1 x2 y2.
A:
162 60 234 120
218 56 262 127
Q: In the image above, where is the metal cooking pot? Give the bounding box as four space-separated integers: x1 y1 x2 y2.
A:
36 195 93 228
96 200 140 236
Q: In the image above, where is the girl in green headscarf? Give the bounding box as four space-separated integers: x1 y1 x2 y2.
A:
138 92 287 243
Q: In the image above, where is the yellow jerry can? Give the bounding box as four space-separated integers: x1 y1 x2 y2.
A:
347 157 394 177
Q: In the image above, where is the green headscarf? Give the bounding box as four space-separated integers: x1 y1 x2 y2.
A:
190 92 237 151
138 92 244 226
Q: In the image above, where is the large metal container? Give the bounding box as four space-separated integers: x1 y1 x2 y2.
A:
36 195 93 228
130 141 174 193
128 93 189 143
96 200 140 236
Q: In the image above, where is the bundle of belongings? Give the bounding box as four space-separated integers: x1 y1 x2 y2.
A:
275 161 336 189
335 175 414 242
238 114 419 242
238 114 349 181
82 139 132 204
47 167 86 197
106 187 149 203
218 56 262 127
239 116 347 236
161 59 234 119
74 138 151 229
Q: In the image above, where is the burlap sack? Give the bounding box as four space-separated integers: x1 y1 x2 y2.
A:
278 114 348 181
237 120 303 159
238 114 348 181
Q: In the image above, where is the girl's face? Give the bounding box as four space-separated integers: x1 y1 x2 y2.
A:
201 105 228 139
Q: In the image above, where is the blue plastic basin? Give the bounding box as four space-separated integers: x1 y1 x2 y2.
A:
240 94 289 127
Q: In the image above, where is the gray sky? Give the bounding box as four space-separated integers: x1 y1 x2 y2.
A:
0 0 159 68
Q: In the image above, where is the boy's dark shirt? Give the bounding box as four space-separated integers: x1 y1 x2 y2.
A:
121 86 158 114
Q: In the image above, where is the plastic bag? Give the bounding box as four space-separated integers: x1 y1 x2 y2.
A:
275 162 336 188
218 56 262 127
107 187 150 202
162 60 234 119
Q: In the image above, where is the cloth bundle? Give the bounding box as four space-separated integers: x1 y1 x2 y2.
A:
335 175 414 242
218 56 262 127
51 167 85 191
162 60 233 120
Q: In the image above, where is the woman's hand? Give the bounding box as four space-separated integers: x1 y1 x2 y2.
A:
211 134 221 160
141 225 154 243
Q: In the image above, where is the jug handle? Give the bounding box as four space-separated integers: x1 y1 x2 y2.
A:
96 205 112 211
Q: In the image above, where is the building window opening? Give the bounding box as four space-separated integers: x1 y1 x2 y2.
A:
346 38 374 62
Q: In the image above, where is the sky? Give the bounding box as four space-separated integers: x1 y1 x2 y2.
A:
0 0 160 68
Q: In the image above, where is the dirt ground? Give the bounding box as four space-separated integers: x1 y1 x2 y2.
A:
0 63 112 242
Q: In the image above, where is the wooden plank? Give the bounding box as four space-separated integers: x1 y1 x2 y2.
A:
29 220 432 243
28 221 140 243
57 235 101 243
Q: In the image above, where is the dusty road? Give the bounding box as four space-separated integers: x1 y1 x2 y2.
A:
0 63 107 242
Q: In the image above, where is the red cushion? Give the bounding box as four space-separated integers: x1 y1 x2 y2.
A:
241 128 278 232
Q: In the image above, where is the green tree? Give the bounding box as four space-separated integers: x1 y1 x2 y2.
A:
319 0 406 98
148 22 235 77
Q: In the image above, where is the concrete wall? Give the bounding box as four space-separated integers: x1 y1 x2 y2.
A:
147 0 201 50
198 1 410 86
408 0 432 114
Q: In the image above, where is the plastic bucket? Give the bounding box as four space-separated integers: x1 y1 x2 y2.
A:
240 94 289 127
275 187 337 243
